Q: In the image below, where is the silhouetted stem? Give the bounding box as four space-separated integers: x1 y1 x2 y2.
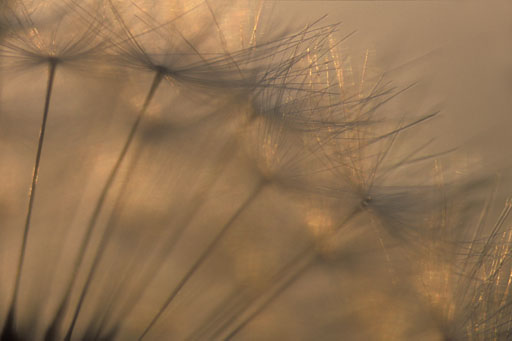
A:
139 182 266 340
193 206 363 340
195 248 314 341
223 259 313 341
97 139 238 339
44 71 163 341
63 183 127 341
1 60 57 340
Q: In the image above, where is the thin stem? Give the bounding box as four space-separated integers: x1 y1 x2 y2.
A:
101 113 257 338
98 140 238 339
138 182 266 340
81 144 148 340
188 288 245 341
1 60 57 340
193 206 363 340
223 259 313 341
89 247 143 340
193 248 314 341
45 71 163 341
63 182 127 341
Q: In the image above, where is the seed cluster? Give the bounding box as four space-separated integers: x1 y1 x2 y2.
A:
0 1 510 340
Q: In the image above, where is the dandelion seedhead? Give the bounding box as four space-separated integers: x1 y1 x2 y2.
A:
0 1 106 73
0 1 509 341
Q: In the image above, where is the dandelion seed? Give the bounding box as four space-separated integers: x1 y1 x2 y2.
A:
0 3 107 337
